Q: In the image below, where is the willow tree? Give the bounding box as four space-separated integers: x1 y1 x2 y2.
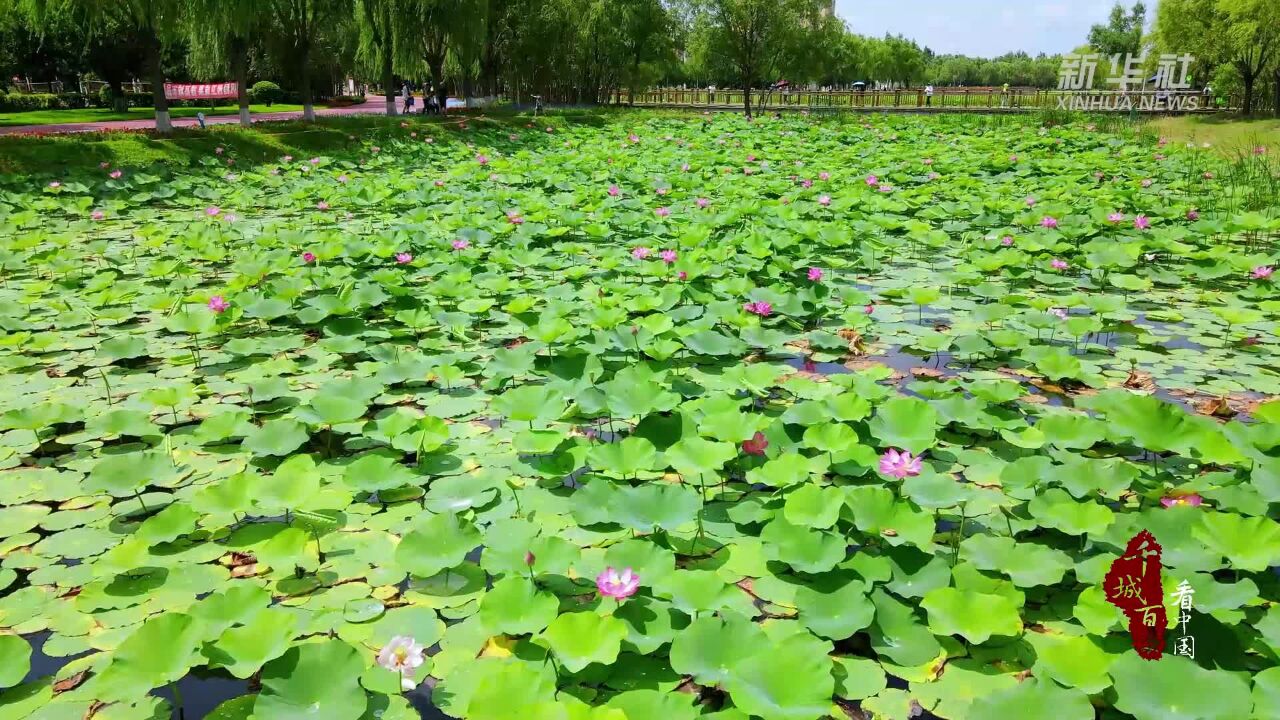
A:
264 0 351 121
355 0 397 114
186 0 262 125
21 0 183 131
706 0 815 116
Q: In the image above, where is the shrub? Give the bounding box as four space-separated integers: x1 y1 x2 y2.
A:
249 81 282 106
0 92 61 112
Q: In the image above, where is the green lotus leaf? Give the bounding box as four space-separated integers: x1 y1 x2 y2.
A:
537 612 628 673
205 608 298 679
760 516 846 573
793 571 875 640
0 634 31 689
1109 653 1251 720
242 418 310 456
868 588 942 667
1027 488 1115 536
967 677 1093 720
670 614 766 685
395 512 482 578
868 396 938 453
746 452 825 488
493 384 567 425
477 576 560 635
663 436 737 477
92 612 205 702
86 451 183 497
832 656 887 700
721 632 835 720
782 484 843 528
960 535 1072 586
610 483 700 532
587 436 658 478
921 586 1022 643
255 640 368 720
1025 632 1116 693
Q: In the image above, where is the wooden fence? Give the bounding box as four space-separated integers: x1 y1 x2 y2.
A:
630 87 1227 114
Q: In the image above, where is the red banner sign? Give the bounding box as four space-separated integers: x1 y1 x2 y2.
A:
163 82 239 100
1104 530 1165 660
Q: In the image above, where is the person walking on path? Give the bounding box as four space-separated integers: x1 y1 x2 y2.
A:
402 83 413 114
925 84 934 107
1000 83 1010 108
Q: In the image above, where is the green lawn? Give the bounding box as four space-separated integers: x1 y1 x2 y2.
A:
0 104 306 127
1143 115 1280 156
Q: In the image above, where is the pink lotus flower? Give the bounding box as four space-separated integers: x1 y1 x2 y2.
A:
1009 154 1018 162
1108 212 1125 223
282 155 294 163
215 146 224 155
270 168 280 176
452 239 470 250
90 210 105 221
879 448 923 479
208 296 230 313
807 267 823 282
1041 216 1058 229
1186 209 1200 221
922 158 933 165
743 301 773 317
656 187 669 196
696 198 709 208
395 252 413 264
1142 178 1153 187
654 207 671 217
100 161 111 169
1202 172 1213 180
1160 493 1202 508
316 201 329 210
434 180 445 188
742 432 768 456
546 126 554 133
1134 215 1150 230
819 171 830 180
1094 171 1105 180
507 211 525 225
1254 146 1267 155
818 195 831 206
1025 196 1036 207
48 181 60 189
681 163 691 172
743 167 754 175
801 179 813 188
1251 266 1274 280
864 304 874 315
677 271 688 281
632 246 651 260
309 157 321 165
1144 253 1157 262
1001 236 1014 246
659 249 677 264
878 184 893 193
628 134 639 144
476 154 489 165
337 174 349 183
746 154 756 162
302 251 317 263
596 567 639 600
371 146 381 153
377 635 426 690
865 175 878 186
109 170 122 179
607 185 620 197
1051 258 1068 270
927 172 940 180
1049 308 1067 319
205 206 221 217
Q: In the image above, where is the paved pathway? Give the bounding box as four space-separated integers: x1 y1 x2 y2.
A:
0 97 401 136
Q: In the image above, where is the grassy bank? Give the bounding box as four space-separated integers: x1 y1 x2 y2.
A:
0 104 306 127
1141 114 1280 155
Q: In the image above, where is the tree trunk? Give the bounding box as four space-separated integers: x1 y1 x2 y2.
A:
1274 68 1280 118
231 38 251 126
428 59 446 114
109 79 128 113
382 49 396 116
743 85 752 118
301 42 315 122
147 30 171 133
1241 72 1254 116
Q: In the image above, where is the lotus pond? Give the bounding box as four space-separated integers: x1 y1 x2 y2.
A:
1 112 1279 720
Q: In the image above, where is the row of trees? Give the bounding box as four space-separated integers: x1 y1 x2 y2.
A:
2 0 1277 124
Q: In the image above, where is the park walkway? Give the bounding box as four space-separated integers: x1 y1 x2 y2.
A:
0 97 396 136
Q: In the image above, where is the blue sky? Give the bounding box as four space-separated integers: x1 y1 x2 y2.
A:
834 0 1156 58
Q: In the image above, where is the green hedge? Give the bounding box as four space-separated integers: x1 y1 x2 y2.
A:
0 92 93 112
